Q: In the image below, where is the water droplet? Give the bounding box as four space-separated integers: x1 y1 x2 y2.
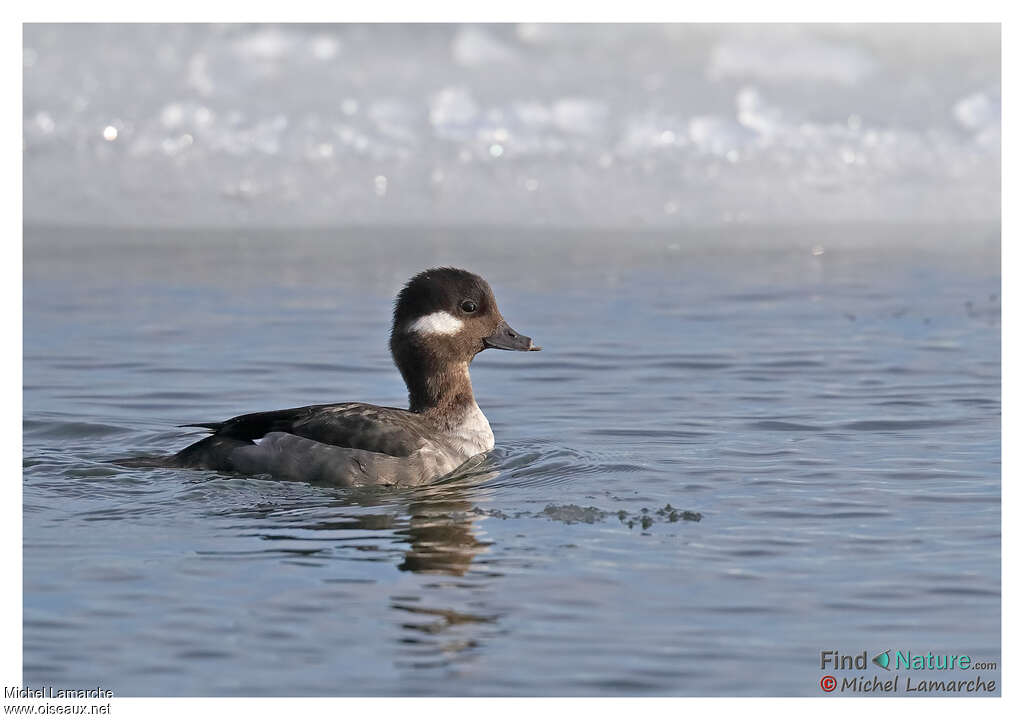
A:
489 143 504 158
373 175 388 197
102 126 118 141
524 178 539 192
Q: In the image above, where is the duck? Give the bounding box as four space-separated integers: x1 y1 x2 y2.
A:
169 267 540 486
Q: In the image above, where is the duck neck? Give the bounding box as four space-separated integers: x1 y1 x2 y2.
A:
404 358 479 424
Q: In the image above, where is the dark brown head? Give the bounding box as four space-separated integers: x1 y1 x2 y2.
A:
389 268 540 412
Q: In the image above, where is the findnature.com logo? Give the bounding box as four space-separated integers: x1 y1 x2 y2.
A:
818 650 998 694
823 649 994 672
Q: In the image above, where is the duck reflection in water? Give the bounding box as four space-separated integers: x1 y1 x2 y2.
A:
226 456 499 576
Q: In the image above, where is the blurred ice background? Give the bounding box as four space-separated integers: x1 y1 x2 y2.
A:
23 23 999 228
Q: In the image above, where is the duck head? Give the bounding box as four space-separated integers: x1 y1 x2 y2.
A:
389 267 540 413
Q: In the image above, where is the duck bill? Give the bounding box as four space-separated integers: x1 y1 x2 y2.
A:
484 320 541 351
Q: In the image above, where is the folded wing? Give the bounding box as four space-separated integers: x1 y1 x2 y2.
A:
172 403 448 485
182 403 432 455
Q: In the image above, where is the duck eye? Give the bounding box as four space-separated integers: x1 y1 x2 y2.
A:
460 300 478 313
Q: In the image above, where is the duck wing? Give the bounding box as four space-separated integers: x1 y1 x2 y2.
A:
181 402 433 457
172 404 467 486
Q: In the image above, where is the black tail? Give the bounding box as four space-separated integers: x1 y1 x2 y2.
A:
170 434 254 471
178 422 224 432
110 435 251 471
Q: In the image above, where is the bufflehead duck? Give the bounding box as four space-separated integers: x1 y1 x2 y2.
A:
170 268 540 486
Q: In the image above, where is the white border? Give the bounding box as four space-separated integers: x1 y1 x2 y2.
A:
9 1 1015 22
6 5 1016 719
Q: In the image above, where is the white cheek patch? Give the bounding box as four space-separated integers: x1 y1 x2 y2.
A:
408 311 464 336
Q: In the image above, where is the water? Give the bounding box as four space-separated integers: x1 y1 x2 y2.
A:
23 225 1000 695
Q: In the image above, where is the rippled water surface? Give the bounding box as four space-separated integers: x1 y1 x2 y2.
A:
23 225 1000 695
